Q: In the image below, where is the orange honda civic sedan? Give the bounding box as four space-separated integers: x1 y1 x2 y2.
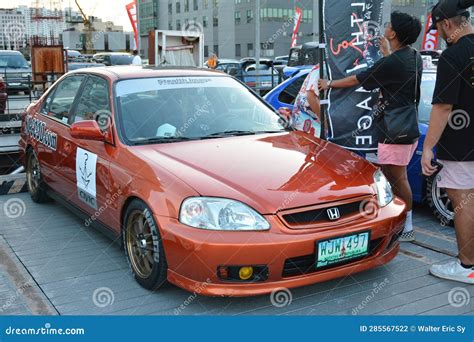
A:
19 66 406 297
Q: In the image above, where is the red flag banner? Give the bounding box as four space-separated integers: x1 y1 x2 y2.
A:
126 1 139 50
291 7 303 48
422 14 439 51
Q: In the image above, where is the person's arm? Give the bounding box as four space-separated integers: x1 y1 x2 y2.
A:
319 56 393 92
421 53 460 176
319 75 359 91
421 104 453 175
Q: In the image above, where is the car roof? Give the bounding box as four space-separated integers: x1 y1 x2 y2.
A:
67 65 226 80
0 50 23 55
94 52 131 56
217 59 240 63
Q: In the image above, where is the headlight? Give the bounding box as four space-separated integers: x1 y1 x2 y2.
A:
21 73 30 78
374 170 393 207
179 197 270 231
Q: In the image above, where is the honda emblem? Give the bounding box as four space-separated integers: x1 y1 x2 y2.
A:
327 208 341 221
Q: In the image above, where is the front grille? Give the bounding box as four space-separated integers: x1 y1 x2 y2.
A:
282 237 384 278
282 200 364 226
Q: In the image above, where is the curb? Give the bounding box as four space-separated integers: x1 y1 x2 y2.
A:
0 174 27 196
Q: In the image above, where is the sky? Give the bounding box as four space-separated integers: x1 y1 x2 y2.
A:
0 0 133 31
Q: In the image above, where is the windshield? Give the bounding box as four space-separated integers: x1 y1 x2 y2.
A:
111 55 133 65
116 76 286 144
0 54 29 68
287 48 300 67
419 73 436 124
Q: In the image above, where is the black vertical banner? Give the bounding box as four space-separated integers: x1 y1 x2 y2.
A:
324 0 385 151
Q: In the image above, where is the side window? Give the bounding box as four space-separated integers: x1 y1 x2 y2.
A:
278 75 306 105
43 76 85 124
72 76 110 127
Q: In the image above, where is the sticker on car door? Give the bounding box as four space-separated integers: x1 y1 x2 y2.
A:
76 147 98 210
25 116 58 151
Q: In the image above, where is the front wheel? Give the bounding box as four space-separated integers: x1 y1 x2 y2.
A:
123 200 168 291
426 177 454 226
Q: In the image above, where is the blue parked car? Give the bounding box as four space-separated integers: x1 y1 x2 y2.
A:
264 68 454 225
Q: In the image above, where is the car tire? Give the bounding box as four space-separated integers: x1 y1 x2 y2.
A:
123 200 168 291
426 177 454 226
26 150 49 203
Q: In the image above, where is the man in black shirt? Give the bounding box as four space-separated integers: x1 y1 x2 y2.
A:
422 0 474 284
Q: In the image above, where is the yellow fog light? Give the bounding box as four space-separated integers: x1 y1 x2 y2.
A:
239 267 254 280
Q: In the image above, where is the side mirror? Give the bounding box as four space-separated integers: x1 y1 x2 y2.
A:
70 120 106 141
278 107 292 119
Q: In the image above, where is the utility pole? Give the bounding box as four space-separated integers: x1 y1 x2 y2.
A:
255 0 261 95
313 0 319 42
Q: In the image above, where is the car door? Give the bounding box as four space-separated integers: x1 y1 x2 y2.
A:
32 75 86 195
64 75 117 220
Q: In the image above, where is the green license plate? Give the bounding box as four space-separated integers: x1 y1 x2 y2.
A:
316 232 370 268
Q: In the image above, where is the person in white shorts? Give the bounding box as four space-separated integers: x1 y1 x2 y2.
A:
422 0 474 285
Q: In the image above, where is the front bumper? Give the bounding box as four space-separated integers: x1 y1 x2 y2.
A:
6 79 31 92
158 198 406 297
6 85 30 92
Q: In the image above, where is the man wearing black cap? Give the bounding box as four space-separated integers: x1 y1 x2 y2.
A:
422 0 474 284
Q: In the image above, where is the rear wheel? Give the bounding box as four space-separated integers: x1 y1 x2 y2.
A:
426 177 454 226
26 150 49 203
123 200 168 291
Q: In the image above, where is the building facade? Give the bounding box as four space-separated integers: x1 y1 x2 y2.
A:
0 8 28 50
137 0 471 60
138 0 318 60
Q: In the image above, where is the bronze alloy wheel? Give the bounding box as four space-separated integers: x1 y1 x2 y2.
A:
125 210 156 279
123 200 168 290
27 152 40 193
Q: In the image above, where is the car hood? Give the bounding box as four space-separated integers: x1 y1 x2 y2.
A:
135 132 377 214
